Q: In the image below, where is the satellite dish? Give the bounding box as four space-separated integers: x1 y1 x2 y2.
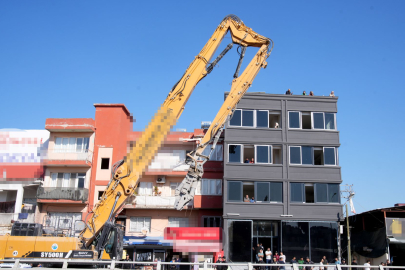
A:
141 227 149 236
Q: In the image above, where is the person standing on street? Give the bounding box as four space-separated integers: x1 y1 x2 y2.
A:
364 260 371 270
304 257 314 270
351 258 358 270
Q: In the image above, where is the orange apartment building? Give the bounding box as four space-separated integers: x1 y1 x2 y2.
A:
38 104 224 263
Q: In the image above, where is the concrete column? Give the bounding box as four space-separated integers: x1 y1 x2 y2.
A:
14 186 24 214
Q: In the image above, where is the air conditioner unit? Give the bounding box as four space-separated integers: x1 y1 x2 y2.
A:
156 176 166 184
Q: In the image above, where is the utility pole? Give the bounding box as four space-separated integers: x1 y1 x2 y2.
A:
341 184 355 270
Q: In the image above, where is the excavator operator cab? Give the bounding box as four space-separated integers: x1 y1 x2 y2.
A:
95 221 124 260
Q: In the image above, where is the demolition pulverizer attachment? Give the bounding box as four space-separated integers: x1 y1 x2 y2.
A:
174 162 204 210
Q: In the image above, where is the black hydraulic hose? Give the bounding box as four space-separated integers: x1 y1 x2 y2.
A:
206 43 233 74
233 46 246 78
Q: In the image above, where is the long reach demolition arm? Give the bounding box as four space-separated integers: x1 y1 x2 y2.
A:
80 14 273 248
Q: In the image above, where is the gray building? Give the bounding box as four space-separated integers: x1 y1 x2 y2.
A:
223 92 343 263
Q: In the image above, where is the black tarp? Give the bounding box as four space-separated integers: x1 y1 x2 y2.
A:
351 227 388 258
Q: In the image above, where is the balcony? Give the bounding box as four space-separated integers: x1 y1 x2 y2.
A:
37 187 88 202
0 213 36 225
44 150 93 167
125 196 192 209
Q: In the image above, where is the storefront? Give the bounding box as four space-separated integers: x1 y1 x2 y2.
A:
227 220 338 263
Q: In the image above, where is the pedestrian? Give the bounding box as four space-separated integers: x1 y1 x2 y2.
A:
322 256 329 266
319 259 324 270
279 252 286 263
298 257 304 270
351 258 358 270
123 254 132 269
222 256 227 270
285 89 292 95
253 244 261 262
304 257 314 270
273 252 280 263
309 91 314 96
258 249 264 262
386 259 392 270
278 257 286 270
257 257 266 270
364 260 371 270
290 257 297 264
341 259 347 266
215 256 222 270
265 248 273 270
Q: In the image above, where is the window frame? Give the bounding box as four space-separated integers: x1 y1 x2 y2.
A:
201 179 222 195
129 217 151 232
324 112 337 130
288 111 301 129
227 181 243 202
168 217 189 227
289 146 302 165
242 109 255 127
292 183 340 204
254 182 270 203
290 183 304 203
228 144 243 163
323 147 336 166
255 145 272 164
202 216 222 227
311 112 325 130
54 137 89 153
229 109 242 127
256 110 269 128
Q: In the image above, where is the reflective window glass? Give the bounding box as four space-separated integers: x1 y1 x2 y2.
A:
328 184 340 203
228 220 252 262
256 182 269 202
228 181 242 201
270 182 283 202
324 147 336 165
256 111 268 128
256 146 269 163
289 112 300 128
290 146 301 164
230 110 241 126
242 110 254 127
313 113 325 129
315 184 328 203
291 183 303 202
281 222 309 260
302 146 313 165
325 113 335 130
228 145 242 163
309 222 338 262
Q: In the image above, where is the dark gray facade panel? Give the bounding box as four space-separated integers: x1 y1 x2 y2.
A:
237 99 282 110
288 166 341 180
287 130 340 145
224 203 284 218
224 164 283 179
289 204 343 220
287 100 338 112
225 129 283 143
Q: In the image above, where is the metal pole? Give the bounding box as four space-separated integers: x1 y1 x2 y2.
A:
346 203 351 270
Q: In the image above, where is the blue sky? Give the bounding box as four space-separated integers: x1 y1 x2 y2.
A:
1 1 404 213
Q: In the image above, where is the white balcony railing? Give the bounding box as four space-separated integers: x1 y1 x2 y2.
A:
44 150 93 163
127 196 193 208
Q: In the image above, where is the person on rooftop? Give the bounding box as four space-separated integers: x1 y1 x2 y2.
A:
309 91 314 96
330 91 335 97
302 91 307 95
285 89 292 95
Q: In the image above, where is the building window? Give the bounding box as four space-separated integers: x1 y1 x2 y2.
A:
230 109 281 129
228 181 283 203
101 158 110 170
290 146 337 166
203 216 222 227
290 146 301 164
289 112 300 129
202 179 222 195
288 111 336 130
201 144 223 161
51 172 86 188
229 109 255 127
228 181 242 202
256 110 269 128
168 217 189 227
55 137 89 153
130 217 151 232
229 109 242 126
228 145 242 163
170 182 179 196
291 183 340 204
138 182 153 196
256 145 272 164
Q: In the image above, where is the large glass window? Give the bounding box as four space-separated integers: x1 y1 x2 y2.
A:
289 112 300 128
328 184 340 203
256 183 269 202
229 110 241 126
256 110 269 128
202 179 222 195
325 113 335 130
228 181 242 201
270 182 283 202
168 217 189 227
324 147 336 165
203 216 222 227
256 145 271 164
228 220 252 262
302 146 313 165
315 183 328 203
313 113 325 129
242 110 254 127
201 144 223 161
228 145 242 163
130 217 151 232
309 222 338 262
55 137 90 153
291 183 303 202
281 222 310 260
50 172 86 188
290 146 301 164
